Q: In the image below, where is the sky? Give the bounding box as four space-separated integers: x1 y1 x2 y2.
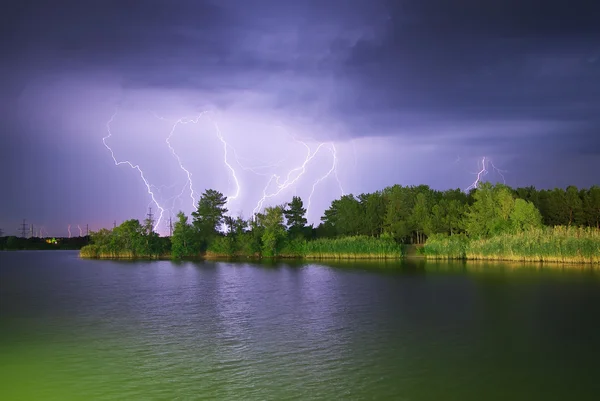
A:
1 0 599 237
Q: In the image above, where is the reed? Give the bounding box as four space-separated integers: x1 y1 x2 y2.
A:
79 245 167 259
424 226 600 264
303 236 403 259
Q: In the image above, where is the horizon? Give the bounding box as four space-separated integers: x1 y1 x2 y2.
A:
2 178 596 239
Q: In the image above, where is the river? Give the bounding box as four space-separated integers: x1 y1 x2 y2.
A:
1 251 599 400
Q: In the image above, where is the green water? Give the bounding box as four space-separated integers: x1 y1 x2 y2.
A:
1 251 599 400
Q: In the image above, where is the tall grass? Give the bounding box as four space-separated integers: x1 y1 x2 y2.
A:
205 235 404 259
302 236 403 259
79 244 168 259
424 226 600 264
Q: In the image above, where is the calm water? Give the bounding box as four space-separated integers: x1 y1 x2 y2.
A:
1 251 599 400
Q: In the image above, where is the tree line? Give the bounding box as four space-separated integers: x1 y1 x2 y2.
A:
316 183 600 242
80 183 600 260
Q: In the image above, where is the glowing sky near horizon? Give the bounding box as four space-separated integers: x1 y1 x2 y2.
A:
1 0 599 236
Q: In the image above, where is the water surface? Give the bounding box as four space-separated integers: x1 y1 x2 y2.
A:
1 251 599 400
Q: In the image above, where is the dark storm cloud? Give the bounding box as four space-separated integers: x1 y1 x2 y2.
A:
2 0 599 151
1 0 599 236
340 0 600 139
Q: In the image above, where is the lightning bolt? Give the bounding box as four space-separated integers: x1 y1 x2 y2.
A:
104 112 166 231
252 140 329 215
153 111 240 213
465 156 507 191
212 118 241 207
251 126 345 217
489 161 507 184
67 225 72 239
307 143 345 215
233 148 287 176
77 225 83 237
104 109 345 229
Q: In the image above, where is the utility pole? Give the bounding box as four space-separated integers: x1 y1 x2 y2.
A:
146 207 154 233
20 219 28 238
86 224 89 236
169 215 173 237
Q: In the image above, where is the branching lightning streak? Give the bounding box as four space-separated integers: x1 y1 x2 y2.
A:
465 156 507 191
211 119 241 208
232 148 287 176
104 112 165 231
162 112 210 209
249 125 345 217
252 140 328 215
307 143 345 215
155 112 240 212
105 109 345 228
490 161 507 184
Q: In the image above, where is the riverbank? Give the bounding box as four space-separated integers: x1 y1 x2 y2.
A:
424 226 600 264
80 235 405 260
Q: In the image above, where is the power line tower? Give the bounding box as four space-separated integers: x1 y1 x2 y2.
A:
169 215 173 237
0 227 4 237
113 220 117 230
146 207 154 233
86 224 89 236
20 219 28 238
30 224 34 239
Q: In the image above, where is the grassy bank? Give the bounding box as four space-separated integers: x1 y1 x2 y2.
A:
424 226 600 264
82 236 404 260
205 236 404 260
79 245 170 259
302 236 403 259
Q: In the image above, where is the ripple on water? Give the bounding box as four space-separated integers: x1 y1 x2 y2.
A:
1 252 600 400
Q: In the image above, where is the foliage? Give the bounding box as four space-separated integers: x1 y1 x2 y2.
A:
424 226 600 264
284 196 308 238
79 182 600 263
258 205 288 257
191 189 228 250
171 212 200 258
80 220 170 259
304 235 403 259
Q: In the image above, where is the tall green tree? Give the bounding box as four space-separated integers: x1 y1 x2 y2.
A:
192 189 228 249
584 186 600 228
359 192 386 236
565 185 584 226
284 196 308 238
259 206 288 257
510 199 543 232
112 219 145 256
321 195 364 236
463 183 514 238
410 192 432 244
171 212 200 258
384 185 414 241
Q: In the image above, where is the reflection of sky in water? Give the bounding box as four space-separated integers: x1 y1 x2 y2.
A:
1 253 600 400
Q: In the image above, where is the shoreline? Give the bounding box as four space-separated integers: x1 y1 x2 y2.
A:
425 255 599 265
78 253 597 265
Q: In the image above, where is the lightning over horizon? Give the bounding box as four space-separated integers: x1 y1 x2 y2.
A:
465 157 508 191
103 112 166 231
102 109 347 233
